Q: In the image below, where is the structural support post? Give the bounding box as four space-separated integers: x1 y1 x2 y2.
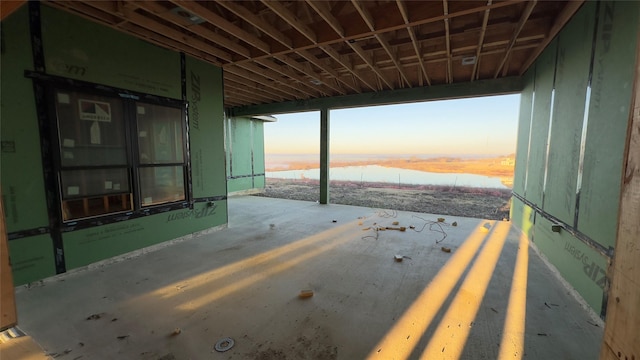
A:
319 108 330 204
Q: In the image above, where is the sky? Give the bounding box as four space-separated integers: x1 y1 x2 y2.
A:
263 94 521 156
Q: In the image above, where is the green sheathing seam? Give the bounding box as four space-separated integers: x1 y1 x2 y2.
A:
0 6 50 233
525 41 557 206
9 235 57 286
512 70 534 196
62 201 227 270
40 5 181 99
186 56 227 199
253 121 266 189
543 2 596 225
577 1 639 249
533 216 607 312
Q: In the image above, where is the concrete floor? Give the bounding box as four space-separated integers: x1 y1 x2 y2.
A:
11 196 603 359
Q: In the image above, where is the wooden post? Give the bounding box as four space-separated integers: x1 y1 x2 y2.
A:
599 29 640 360
1 190 18 331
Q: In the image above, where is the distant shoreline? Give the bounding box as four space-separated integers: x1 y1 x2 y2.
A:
265 154 515 188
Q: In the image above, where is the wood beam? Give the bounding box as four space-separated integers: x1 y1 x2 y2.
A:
347 41 394 90
50 1 224 66
236 62 322 98
319 44 373 91
1 0 26 21
224 67 301 99
254 58 335 96
83 1 234 62
296 49 365 93
224 80 283 103
231 76 524 117
224 73 288 102
260 0 317 44
305 0 344 37
168 0 271 54
214 0 293 49
396 0 431 86
351 0 411 88
600 30 640 360
472 0 492 81
519 0 584 75
233 0 525 67
443 0 453 84
131 1 251 59
494 0 537 78
270 55 347 95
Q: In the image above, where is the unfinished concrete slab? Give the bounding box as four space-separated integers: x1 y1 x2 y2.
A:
12 196 603 359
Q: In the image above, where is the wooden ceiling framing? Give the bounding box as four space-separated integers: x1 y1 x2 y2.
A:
45 0 583 109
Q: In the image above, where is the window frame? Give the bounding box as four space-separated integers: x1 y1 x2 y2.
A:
46 83 191 225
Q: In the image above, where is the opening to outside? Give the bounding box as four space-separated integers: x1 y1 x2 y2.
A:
260 95 519 220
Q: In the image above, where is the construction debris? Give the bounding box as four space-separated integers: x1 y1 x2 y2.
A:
214 337 235 352
437 218 445 222
85 313 102 320
452 221 458 227
298 290 314 299
441 247 451 253
385 226 406 232
170 328 181 336
392 221 399 225
394 255 403 262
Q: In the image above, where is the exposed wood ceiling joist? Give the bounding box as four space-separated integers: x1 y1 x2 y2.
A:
42 0 583 110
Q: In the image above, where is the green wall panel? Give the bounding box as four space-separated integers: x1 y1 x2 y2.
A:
227 178 254 193
253 121 266 174
229 117 253 176
577 1 639 249
510 198 535 240
543 2 595 224
9 235 57 286
254 175 266 189
512 70 533 196
63 201 227 269
226 117 266 193
0 6 50 233
41 6 181 99
533 216 607 313
525 41 557 206
186 56 226 199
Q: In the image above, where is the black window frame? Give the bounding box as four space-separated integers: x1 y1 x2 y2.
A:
43 80 191 227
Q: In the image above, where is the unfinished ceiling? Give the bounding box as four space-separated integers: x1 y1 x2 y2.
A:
46 1 583 109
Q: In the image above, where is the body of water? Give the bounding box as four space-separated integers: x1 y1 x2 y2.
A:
266 165 508 189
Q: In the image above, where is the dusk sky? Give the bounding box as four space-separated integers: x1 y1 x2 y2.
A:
264 94 521 156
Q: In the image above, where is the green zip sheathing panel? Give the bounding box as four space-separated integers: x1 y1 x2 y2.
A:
533 216 607 312
510 0 638 316
510 197 535 240
9 234 56 286
62 201 227 270
525 42 557 206
577 1 639 249
226 117 266 193
41 5 181 99
230 118 253 176
512 70 533 196
542 2 596 225
186 56 227 199
0 6 50 233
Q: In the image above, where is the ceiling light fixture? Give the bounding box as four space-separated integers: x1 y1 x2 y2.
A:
461 56 477 65
170 7 205 25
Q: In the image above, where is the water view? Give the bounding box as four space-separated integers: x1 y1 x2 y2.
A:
266 165 508 189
